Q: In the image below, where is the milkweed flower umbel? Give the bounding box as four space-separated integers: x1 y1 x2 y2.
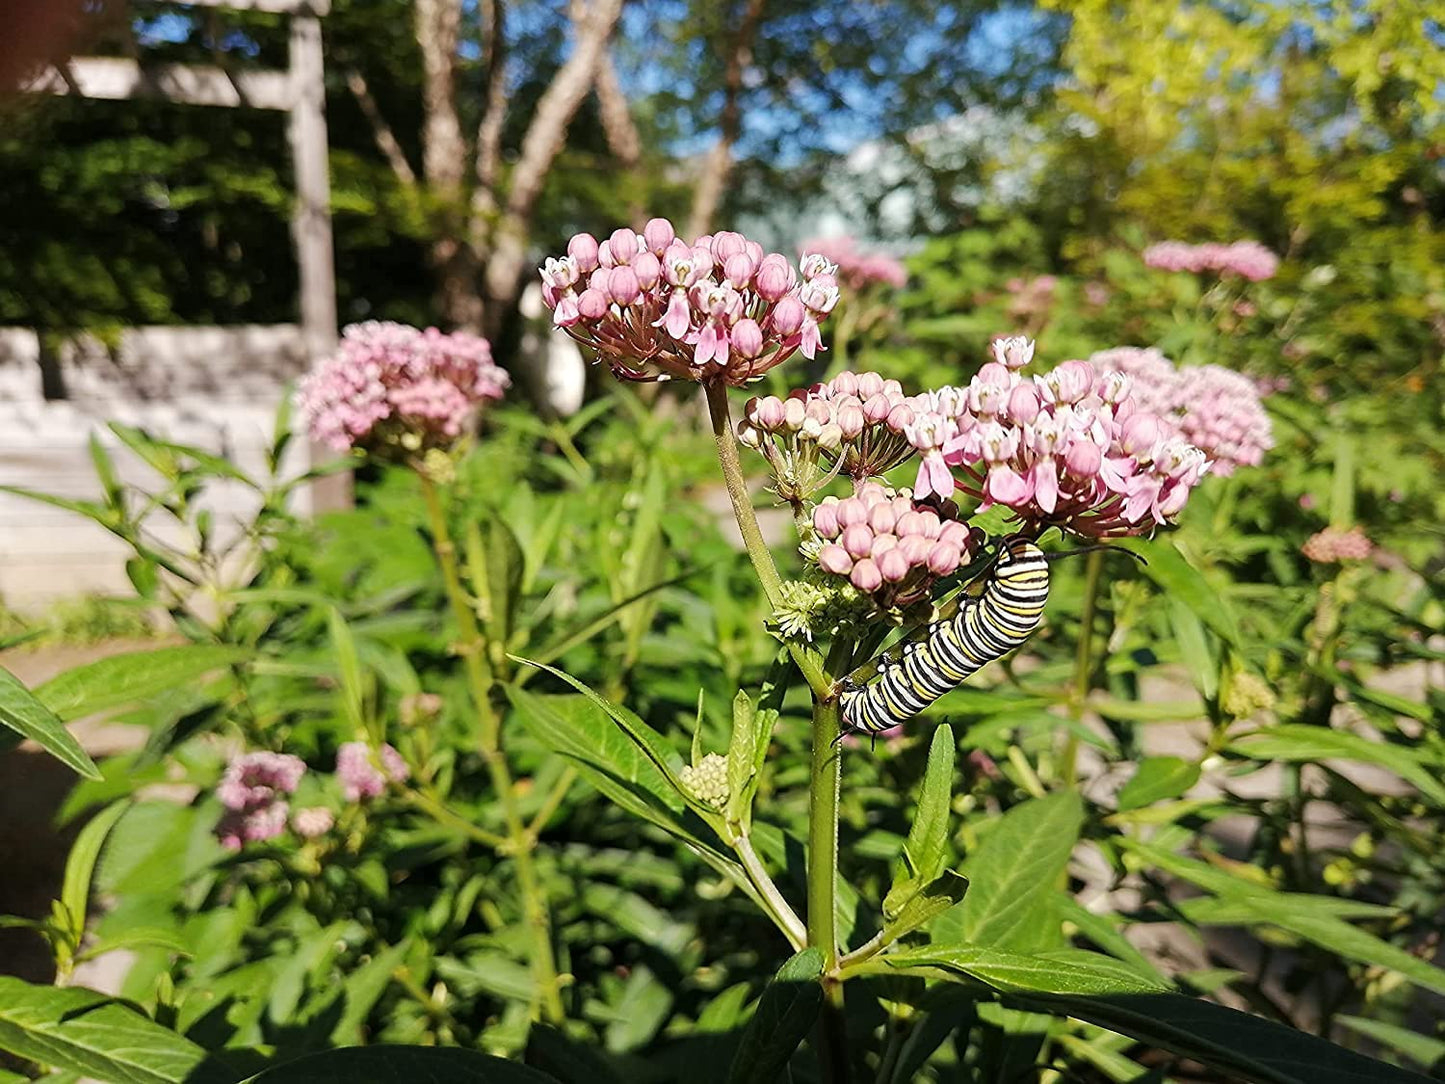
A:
297 321 510 454
1302 526 1373 563
810 483 981 610
215 751 307 850
1142 240 1279 282
797 236 908 291
910 343 1211 538
540 219 835 385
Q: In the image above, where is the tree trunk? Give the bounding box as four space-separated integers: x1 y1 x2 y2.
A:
594 47 645 227
685 0 765 239
477 0 625 339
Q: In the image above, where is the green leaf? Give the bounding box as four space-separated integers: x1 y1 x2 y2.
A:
60 800 131 943
34 645 248 722
725 689 756 828
88 432 124 512
886 871 969 941
1015 992 1434 1084
468 518 524 649
328 939 409 1045
1113 537 1240 646
1050 896 1165 983
1166 598 1217 700
727 948 824 1084
1227 725 1445 805
1336 1015 1445 1071
934 791 1082 952
244 1046 562 1082
0 665 99 779
1116 757 1201 811
884 723 956 919
0 975 221 1083
327 608 366 732
885 945 1168 996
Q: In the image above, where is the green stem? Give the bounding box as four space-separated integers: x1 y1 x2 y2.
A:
810 638 852 1083
703 380 831 698
736 833 807 949
404 789 508 850
419 472 565 1025
1062 548 1104 787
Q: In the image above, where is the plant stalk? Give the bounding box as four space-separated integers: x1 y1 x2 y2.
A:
419 472 565 1024
736 833 807 949
809 639 851 1083
703 380 831 697
1062 548 1104 787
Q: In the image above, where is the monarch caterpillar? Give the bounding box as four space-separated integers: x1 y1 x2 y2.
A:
838 535 1051 736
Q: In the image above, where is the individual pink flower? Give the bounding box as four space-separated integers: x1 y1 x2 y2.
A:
1302 526 1373 564
911 347 1211 538
297 322 509 454
540 219 833 385
810 482 981 610
337 741 409 802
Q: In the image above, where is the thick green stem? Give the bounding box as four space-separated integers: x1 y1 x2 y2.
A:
1062 548 1104 787
736 833 807 949
420 473 565 1025
703 380 831 698
809 639 852 1083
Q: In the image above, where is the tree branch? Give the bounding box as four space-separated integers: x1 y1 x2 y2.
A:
594 43 645 226
470 0 508 244
344 67 416 187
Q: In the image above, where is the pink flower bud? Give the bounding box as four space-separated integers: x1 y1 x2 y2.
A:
805 399 832 426
753 395 786 429
712 231 747 260
897 535 931 564
770 295 806 336
1007 384 1041 424
850 558 883 593
632 251 661 290
841 524 874 559
609 228 640 265
607 266 641 306
837 498 870 528
577 288 608 320
878 548 911 583
863 393 893 423
1064 439 1103 477
732 318 764 358
991 335 1035 370
856 372 884 398
886 403 915 430
927 542 962 575
724 252 757 286
568 232 600 272
1120 412 1164 455
818 544 853 575
783 396 806 431
643 217 675 253
1040 360 1095 405
552 294 580 327
894 510 926 538
868 504 897 534
938 521 972 548
830 371 859 396
755 255 795 301
817 423 843 451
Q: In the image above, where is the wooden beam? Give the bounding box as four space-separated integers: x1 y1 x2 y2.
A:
24 56 294 110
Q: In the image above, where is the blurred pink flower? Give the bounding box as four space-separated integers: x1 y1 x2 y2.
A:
1302 526 1373 563
297 322 509 453
217 802 290 851
217 751 306 812
337 741 409 802
797 236 908 291
1142 240 1279 281
292 806 335 839
542 219 833 385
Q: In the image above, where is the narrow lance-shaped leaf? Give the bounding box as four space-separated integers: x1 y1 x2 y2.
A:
59 800 131 946
34 644 249 722
0 665 99 779
727 948 824 1084
884 723 956 919
725 689 756 830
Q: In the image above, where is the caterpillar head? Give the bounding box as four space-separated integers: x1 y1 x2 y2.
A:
994 536 1049 586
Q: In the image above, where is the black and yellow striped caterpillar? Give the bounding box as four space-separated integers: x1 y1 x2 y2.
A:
838 535 1051 735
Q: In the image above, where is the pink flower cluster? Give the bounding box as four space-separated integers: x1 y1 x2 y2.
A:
1302 526 1373 564
739 371 923 490
298 322 510 454
908 349 1210 537
812 483 981 608
797 236 908 291
1142 240 1279 282
215 751 306 850
337 741 409 802
541 219 837 385
1090 348 1274 475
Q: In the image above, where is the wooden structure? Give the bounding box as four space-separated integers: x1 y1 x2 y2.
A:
4 0 343 606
